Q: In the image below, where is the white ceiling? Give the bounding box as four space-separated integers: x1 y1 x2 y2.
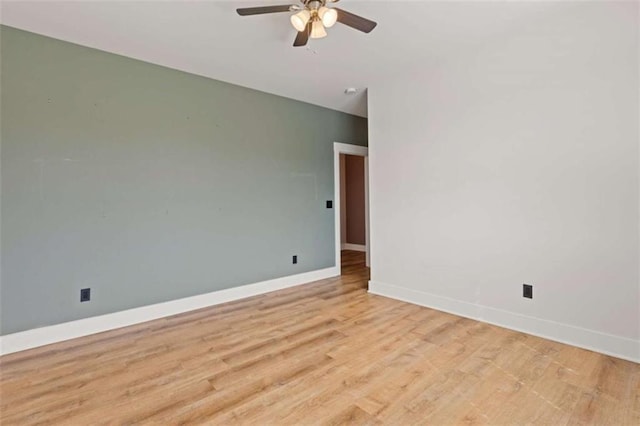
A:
0 0 561 117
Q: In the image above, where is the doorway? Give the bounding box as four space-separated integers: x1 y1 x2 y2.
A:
333 142 369 276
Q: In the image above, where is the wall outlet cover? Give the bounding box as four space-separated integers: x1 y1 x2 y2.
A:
80 288 91 302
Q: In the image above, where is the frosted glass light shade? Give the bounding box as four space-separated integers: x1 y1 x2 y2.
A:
291 10 311 32
319 7 337 28
310 19 327 39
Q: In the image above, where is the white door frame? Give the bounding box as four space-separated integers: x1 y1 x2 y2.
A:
333 142 369 274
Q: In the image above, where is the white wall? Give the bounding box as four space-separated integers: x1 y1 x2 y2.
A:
369 2 639 361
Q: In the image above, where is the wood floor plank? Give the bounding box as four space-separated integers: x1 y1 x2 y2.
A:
1 251 638 425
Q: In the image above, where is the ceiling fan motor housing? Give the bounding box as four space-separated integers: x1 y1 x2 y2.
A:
305 1 324 12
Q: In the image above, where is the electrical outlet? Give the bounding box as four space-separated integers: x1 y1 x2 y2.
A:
80 288 91 302
292 255 298 264
523 284 533 299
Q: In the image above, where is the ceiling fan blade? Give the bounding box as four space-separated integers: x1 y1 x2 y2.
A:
293 21 311 47
335 8 377 33
236 5 295 16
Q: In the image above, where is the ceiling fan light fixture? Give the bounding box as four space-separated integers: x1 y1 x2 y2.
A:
310 19 327 39
290 9 310 32
318 7 338 28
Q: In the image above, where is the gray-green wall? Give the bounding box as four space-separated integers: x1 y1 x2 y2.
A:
0 26 367 335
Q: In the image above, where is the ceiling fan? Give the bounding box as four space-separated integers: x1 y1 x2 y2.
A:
236 0 377 47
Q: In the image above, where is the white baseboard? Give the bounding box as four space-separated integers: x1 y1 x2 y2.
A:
341 243 366 252
368 280 640 364
0 266 339 356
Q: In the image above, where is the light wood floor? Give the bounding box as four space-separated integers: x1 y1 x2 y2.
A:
1 251 639 425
